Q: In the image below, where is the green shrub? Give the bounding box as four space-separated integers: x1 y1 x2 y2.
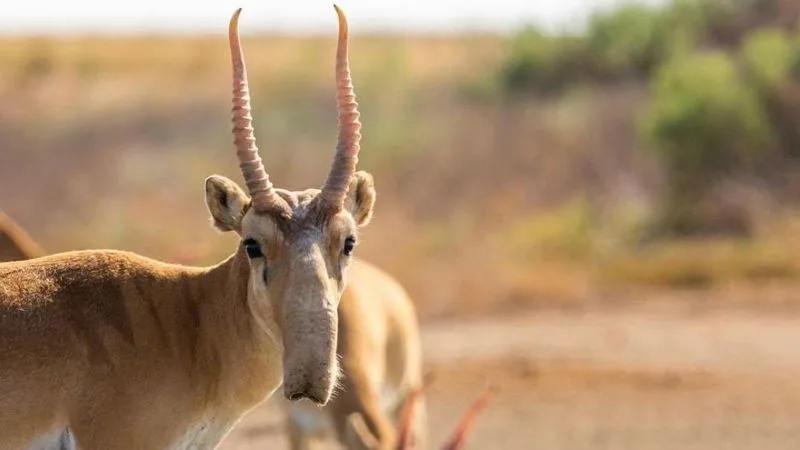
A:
665 0 738 39
738 29 800 159
641 51 774 233
585 5 676 77
791 33 800 77
499 0 715 93
642 51 773 181
499 27 586 93
740 28 795 92
583 0 725 79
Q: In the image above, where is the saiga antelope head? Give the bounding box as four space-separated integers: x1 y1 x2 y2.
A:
206 6 375 406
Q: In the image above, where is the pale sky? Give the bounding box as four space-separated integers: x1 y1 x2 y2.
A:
0 0 667 35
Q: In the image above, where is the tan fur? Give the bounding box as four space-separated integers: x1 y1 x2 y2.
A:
0 171 377 449
0 211 44 262
1 7 379 447
285 258 427 450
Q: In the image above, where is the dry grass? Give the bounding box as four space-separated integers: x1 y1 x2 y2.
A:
1 35 800 319
596 238 800 288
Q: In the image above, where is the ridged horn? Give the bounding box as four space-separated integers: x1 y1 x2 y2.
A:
229 8 290 216
319 4 362 210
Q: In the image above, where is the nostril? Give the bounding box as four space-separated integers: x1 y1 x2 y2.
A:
287 392 305 402
285 383 327 404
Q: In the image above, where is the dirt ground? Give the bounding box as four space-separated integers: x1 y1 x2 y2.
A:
220 308 800 449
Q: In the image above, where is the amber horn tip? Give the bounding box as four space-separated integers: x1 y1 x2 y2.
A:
333 5 347 28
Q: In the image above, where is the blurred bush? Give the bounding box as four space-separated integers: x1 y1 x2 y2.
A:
640 51 774 235
499 0 717 94
499 27 587 94
739 28 800 158
740 28 796 92
497 0 783 93
498 0 800 237
584 5 684 80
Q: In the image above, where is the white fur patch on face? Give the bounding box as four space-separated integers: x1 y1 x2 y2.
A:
240 209 283 252
240 210 284 349
247 266 283 349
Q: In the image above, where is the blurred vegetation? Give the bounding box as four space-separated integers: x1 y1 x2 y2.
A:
500 29 587 93
3 0 800 319
641 51 773 236
499 0 729 93
740 28 796 92
501 0 800 239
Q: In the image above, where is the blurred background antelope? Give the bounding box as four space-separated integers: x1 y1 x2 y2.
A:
4 0 800 448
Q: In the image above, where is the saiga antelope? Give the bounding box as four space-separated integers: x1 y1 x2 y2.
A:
1 203 428 450
0 6 374 449
283 261 427 450
0 187 428 450
0 211 44 262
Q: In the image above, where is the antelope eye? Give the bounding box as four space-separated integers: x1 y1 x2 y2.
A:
242 238 263 259
343 237 356 256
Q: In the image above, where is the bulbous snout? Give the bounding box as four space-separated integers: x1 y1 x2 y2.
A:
283 366 336 405
280 241 341 405
282 308 339 405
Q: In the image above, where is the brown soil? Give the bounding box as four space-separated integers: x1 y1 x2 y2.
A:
221 308 800 449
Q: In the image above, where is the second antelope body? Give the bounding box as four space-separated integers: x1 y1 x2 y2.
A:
0 7 376 450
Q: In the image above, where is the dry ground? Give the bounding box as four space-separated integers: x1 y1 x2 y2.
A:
220 307 800 449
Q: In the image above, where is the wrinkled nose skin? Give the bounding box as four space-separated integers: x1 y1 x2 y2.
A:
281 243 339 405
281 307 338 405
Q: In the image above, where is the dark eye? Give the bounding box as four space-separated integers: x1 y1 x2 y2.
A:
343 237 356 256
242 238 263 259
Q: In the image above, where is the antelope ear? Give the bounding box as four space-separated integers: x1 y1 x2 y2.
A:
344 171 376 227
205 175 250 233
